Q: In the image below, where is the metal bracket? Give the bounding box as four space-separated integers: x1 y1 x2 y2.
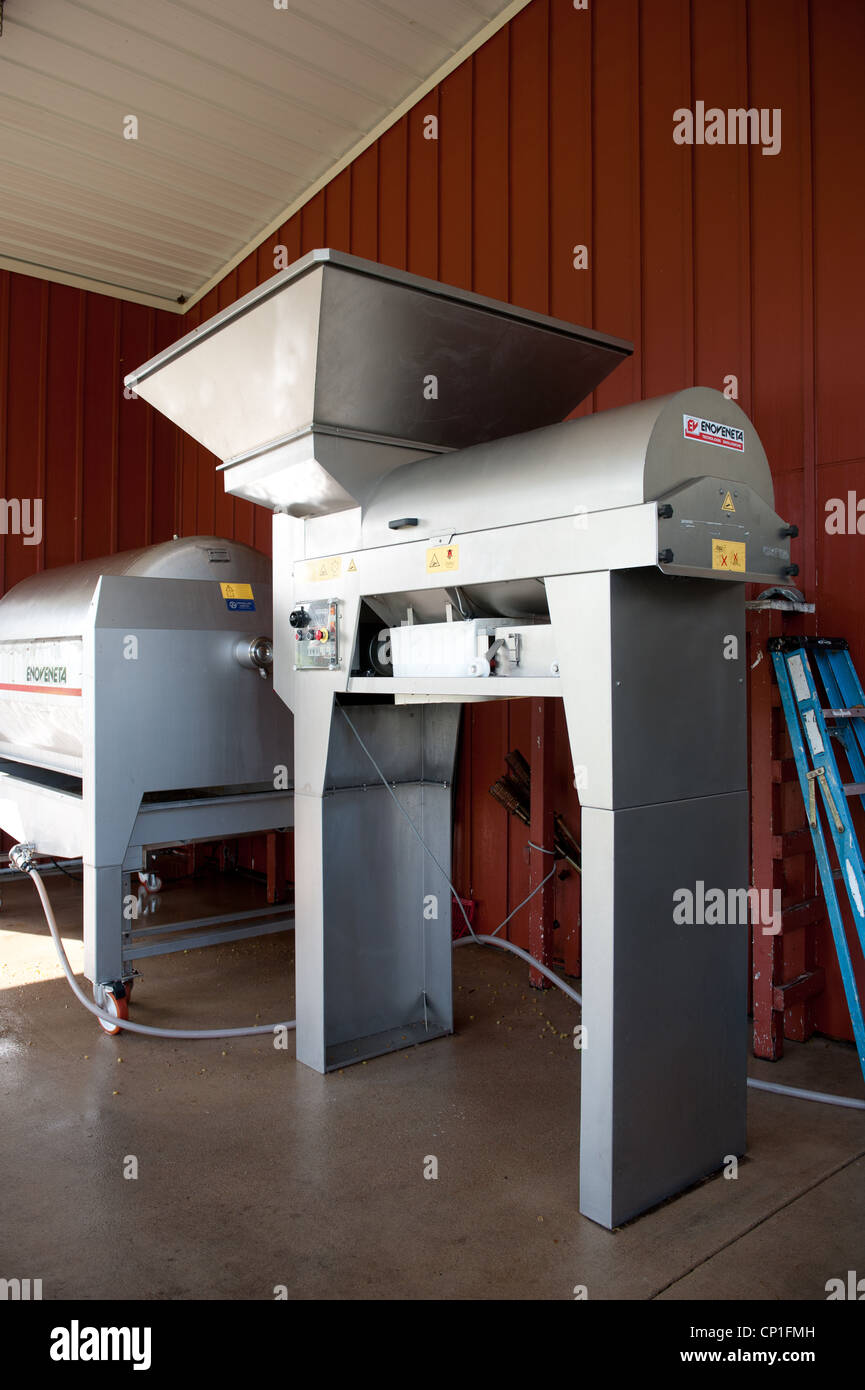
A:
805 767 844 831
502 631 522 667
9 842 37 873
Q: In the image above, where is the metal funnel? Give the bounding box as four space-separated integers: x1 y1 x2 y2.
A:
126 250 632 518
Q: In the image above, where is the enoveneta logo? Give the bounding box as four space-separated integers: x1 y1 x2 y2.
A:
25 666 68 685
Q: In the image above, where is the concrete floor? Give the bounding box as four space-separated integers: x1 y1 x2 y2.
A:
1 872 863 1301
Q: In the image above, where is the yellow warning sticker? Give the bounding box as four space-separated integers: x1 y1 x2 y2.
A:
711 539 746 573
220 582 254 600
426 544 459 573
305 556 342 583
347 558 357 573
721 491 736 513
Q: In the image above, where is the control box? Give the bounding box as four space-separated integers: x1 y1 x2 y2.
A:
290 598 340 670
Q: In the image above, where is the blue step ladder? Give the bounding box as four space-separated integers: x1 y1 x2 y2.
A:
769 636 865 1084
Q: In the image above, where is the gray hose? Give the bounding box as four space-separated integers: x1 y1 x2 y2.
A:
22 859 294 1039
453 932 583 1004
16 845 865 1109
746 1076 865 1110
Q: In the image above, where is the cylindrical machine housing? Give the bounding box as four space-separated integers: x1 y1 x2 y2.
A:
0 536 275 776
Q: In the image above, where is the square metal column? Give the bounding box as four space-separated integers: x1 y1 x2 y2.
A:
547 566 749 1227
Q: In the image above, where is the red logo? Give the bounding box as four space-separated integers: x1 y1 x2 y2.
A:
687 418 698 432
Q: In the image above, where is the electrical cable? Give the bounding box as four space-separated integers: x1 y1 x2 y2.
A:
51 858 83 881
338 706 582 1001
486 866 558 939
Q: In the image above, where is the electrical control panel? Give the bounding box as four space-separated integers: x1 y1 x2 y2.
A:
290 598 340 670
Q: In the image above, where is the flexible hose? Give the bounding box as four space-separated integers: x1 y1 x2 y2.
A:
453 933 583 1003
746 1076 865 1110
24 862 294 1039
15 843 865 1109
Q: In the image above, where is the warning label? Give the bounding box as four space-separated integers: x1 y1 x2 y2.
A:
683 414 745 452
305 556 342 583
426 544 459 573
721 491 736 512
220 581 255 612
711 539 746 573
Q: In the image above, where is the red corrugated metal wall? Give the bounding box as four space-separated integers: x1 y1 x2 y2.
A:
0 275 180 584
1 0 863 1035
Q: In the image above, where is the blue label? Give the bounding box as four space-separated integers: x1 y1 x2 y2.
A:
226 598 256 612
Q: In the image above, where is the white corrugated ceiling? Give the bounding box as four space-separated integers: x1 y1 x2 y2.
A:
0 0 527 310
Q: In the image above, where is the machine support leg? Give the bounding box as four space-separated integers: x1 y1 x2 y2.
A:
547 567 749 1228
294 700 459 1073
83 863 125 987
294 792 328 1074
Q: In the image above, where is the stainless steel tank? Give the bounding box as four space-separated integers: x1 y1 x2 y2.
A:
0 535 294 998
0 536 273 775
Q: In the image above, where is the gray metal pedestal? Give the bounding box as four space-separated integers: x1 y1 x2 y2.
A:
548 566 750 1227
294 701 459 1072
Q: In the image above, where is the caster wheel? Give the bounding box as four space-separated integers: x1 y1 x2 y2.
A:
97 987 128 1035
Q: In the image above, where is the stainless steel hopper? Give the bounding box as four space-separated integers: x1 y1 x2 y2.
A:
126 249 632 517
